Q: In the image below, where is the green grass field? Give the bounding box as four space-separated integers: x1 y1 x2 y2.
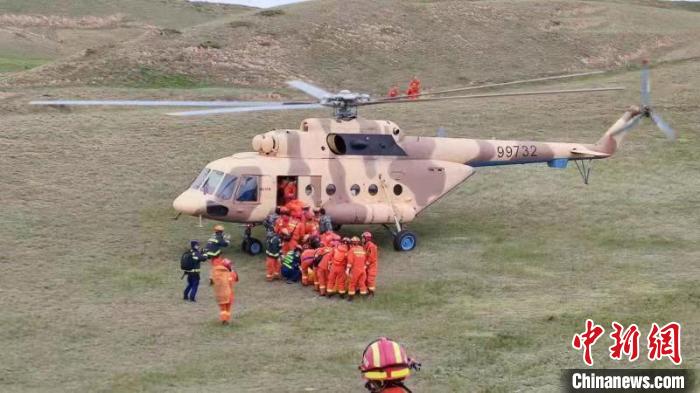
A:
1 1 699 392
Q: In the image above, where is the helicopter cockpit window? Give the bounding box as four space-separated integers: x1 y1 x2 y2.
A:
190 168 210 190
216 175 238 200
201 170 224 195
235 176 259 202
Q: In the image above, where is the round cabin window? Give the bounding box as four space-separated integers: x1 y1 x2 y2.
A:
326 184 336 196
393 184 403 196
350 184 361 196
368 184 379 196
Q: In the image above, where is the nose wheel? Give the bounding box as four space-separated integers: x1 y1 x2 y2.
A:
241 224 263 256
383 224 418 252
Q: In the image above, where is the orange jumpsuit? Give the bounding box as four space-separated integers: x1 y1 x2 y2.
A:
387 87 399 99
406 78 421 99
314 246 333 294
303 214 319 244
346 245 368 296
211 265 238 323
300 248 317 286
327 243 349 295
283 182 297 204
285 199 304 217
281 217 303 253
365 240 379 293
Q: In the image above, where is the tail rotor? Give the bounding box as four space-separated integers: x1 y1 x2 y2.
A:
614 60 676 140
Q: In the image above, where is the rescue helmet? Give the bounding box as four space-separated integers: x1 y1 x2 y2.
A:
342 237 351 244
213 224 225 232
190 240 200 248
221 258 232 271
351 236 361 244
362 231 373 240
360 337 412 381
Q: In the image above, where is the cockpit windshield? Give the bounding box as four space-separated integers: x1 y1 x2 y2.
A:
201 170 224 195
190 168 210 190
216 174 238 200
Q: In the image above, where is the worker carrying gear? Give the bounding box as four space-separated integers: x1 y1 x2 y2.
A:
283 179 297 204
265 233 282 281
318 208 333 234
360 337 421 393
326 239 350 297
387 86 399 99
362 231 379 296
210 257 238 325
406 77 421 99
280 246 302 283
300 237 321 286
181 240 208 302
346 237 368 300
313 245 333 295
205 225 230 258
262 209 280 240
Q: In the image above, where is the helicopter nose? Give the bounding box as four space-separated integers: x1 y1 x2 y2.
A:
173 189 207 216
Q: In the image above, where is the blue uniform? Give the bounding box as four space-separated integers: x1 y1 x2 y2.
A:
280 250 301 283
205 232 230 258
183 249 207 301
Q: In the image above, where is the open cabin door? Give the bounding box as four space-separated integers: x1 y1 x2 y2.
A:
297 176 322 208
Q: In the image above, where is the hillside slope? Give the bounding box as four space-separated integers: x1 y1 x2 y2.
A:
3 0 700 90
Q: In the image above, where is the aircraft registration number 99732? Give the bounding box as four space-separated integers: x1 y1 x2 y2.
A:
496 145 537 159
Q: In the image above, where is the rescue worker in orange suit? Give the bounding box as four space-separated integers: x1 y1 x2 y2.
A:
346 236 369 301
303 209 319 245
210 257 238 325
387 86 399 99
313 241 335 295
300 237 321 286
282 210 304 253
285 198 304 218
274 207 289 235
320 230 339 247
360 337 421 393
406 76 421 99
327 237 350 297
283 179 297 204
265 232 282 281
362 231 379 296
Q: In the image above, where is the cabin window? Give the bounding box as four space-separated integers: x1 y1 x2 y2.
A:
393 184 403 196
326 184 336 196
236 176 259 202
368 184 378 196
305 184 313 196
190 168 210 190
201 170 224 195
350 184 360 196
216 175 238 200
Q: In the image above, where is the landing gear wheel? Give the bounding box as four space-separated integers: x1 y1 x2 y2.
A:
393 230 417 252
241 238 263 255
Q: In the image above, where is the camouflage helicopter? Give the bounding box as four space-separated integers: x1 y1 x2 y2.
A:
31 62 674 254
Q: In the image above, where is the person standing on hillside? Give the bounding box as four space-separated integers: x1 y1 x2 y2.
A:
326 237 350 297
346 236 368 301
362 231 379 296
205 224 230 259
210 257 238 325
406 77 421 99
181 240 207 302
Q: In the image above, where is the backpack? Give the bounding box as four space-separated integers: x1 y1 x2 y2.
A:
180 251 195 271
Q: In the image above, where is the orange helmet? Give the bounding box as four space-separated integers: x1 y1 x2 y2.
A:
360 337 412 381
350 236 361 244
213 224 225 232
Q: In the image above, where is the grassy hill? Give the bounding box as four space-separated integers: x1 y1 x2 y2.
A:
1 1 699 392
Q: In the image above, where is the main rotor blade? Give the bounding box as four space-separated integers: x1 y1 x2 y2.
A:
29 99 290 107
363 87 624 106
168 103 324 116
651 112 676 140
286 80 331 100
641 64 651 107
387 71 607 101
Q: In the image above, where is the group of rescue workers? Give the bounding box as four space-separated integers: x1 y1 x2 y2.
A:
262 201 379 301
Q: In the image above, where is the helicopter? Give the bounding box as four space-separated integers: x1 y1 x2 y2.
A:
31 62 675 254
